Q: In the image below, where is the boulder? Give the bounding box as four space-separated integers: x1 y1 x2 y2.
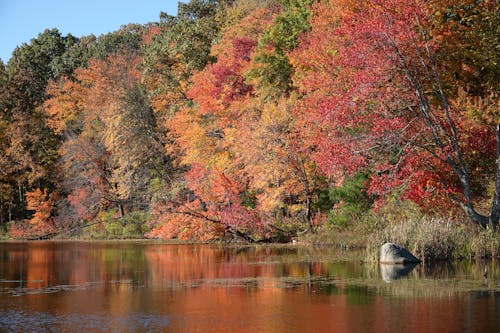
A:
379 242 421 264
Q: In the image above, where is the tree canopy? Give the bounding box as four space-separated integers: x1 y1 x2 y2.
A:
0 0 498 239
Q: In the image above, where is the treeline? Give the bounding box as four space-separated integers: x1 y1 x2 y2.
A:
0 0 498 240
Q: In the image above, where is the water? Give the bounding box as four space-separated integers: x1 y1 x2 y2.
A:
0 241 498 332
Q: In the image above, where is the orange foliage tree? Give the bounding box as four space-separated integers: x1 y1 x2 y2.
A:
149 6 280 241
9 189 57 238
44 52 170 226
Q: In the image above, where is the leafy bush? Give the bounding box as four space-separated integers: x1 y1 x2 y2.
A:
88 209 150 239
105 221 123 237
121 211 149 238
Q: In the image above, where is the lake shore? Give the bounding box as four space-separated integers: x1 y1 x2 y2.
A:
1 216 498 263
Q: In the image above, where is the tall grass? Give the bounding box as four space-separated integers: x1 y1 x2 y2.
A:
366 217 500 262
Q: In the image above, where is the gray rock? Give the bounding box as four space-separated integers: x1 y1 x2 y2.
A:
379 242 421 264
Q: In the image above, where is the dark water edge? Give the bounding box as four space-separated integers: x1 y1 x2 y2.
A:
0 241 499 332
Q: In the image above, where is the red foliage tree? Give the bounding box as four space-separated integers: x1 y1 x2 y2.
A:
291 0 498 228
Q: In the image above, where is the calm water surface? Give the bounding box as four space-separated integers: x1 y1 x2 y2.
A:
0 241 498 332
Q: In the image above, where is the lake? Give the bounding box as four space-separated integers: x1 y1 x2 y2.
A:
0 241 498 332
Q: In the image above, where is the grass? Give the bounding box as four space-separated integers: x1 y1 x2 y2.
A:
298 212 499 263
365 217 500 262
299 215 382 249
0 227 8 240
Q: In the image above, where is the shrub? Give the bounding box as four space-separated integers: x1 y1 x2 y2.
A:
316 172 372 228
121 211 149 238
91 209 150 239
104 221 123 238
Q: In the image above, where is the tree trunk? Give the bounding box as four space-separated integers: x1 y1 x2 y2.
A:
489 123 500 230
118 203 125 218
305 195 314 232
394 37 498 231
463 123 500 230
18 183 23 203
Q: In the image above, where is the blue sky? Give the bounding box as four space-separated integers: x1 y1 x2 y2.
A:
0 0 184 63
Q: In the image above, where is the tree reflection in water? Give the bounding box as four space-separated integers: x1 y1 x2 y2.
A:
0 242 498 332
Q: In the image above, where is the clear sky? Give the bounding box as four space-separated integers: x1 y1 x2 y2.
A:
0 0 184 63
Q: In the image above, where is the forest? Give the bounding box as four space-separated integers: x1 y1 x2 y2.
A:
0 0 498 246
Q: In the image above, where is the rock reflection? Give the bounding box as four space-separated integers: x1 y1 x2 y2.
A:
380 263 419 282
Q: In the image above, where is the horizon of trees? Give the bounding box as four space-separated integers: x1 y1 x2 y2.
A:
0 0 498 240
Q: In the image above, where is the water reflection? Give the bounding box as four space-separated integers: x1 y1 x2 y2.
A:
0 242 498 333
0 242 499 293
380 263 419 282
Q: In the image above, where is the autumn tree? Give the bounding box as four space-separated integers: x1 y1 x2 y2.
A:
9 188 58 239
91 24 146 59
246 0 315 98
2 0 496 241
428 0 499 96
141 0 228 117
149 5 280 241
140 2 233 232
238 0 330 232
0 60 13 228
45 51 171 230
235 98 323 232
1 29 82 229
150 1 328 240
291 0 498 228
